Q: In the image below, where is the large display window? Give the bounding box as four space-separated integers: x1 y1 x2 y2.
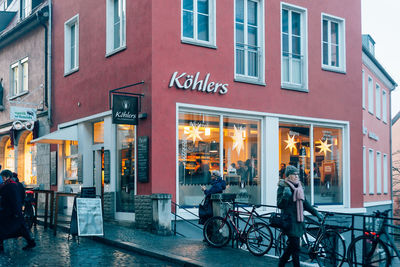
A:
23 133 37 185
64 140 79 185
178 112 261 206
279 122 343 205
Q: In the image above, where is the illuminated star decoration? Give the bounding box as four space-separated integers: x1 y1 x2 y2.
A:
316 139 332 156
284 134 298 154
231 125 245 155
185 124 203 143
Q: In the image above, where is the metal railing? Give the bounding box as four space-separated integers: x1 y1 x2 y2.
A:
235 43 261 78
171 201 203 237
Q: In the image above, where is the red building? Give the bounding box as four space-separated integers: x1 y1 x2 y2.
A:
35 0 372 220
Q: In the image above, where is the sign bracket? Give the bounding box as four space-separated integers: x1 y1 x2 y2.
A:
109 81 145 112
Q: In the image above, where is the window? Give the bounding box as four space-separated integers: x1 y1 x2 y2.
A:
64 15 79 75
10 57 28 97
321 14 345 72
363 146 366 194
383 154 388 194
382 90 387 123
235 0 264 83
64 141 79 185
93 121 104 144
368 76 373 114
281 3 307 91
362 70 365 109
178 112 261 206
376 151 381 194
368 148 374 194
20 0 31 19
24 133 37 186
182 0 215 47
4 138 15 172
106 0 126 55
375 83 381 119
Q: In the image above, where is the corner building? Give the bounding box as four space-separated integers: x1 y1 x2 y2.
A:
42 0 366 220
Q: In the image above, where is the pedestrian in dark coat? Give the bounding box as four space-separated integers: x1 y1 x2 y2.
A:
277 165 322 267
0 170 35 252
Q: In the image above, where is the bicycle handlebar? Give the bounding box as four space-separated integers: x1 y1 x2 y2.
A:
373 209 391 218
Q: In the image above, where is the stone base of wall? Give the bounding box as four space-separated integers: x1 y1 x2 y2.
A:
103 192 115 220
134 195 152 231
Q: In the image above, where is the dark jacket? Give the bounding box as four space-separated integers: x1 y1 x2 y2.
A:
277 179 319 237
204 177 226 197
0 180 25 240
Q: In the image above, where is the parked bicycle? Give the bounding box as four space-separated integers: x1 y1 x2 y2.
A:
23 190 36 230
276 212 346 267
347 209 400 267
203 202 273 256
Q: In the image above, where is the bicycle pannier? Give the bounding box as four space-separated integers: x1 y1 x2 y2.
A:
198 196 213 225
269 212 290 231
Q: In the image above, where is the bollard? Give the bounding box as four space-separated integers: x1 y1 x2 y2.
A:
151 193 172 236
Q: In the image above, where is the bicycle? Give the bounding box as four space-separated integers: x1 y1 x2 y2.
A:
347 209 400 267
276 212 346 267
203 202 273 256
23 190 36 230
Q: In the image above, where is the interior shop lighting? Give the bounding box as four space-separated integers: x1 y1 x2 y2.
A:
284 134 298 154
316 139 332 156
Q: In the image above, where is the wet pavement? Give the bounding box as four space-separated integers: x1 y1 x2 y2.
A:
0 228 179 267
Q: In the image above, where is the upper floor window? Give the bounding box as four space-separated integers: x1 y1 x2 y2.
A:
106 0 126 55
64 15 79 75
362 70 365 109
375 83 381 119
321 14 346 72
182 0 216 47
281 3 307 91
382 90 387 123
10 57 28 97
235 0 264 84
20 0 31 19
368 76 373 114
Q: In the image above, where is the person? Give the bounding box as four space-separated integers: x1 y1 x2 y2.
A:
279 163 286 179
12 172 26 205
0 170 35 252
198 170 226 224
228 163 237 174
298 165 308 185
245 158 256 185
277 165 322 267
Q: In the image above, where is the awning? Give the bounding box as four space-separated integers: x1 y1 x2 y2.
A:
31 125 78 144
0 126 12 136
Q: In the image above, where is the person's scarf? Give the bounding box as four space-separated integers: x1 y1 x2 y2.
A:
285 179 305 222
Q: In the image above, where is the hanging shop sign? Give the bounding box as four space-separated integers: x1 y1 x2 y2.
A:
10 106 36 121
169 71 228 95
112 95 138 125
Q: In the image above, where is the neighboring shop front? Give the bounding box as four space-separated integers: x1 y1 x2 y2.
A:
176 104 350 213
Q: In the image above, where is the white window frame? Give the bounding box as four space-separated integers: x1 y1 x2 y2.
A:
363 146 366 194
9 57 29 98
375 83 381 119
64 14 79 76
362 70 365 109
382 89 387 123
106 0 126 56
321 13 346 73
21 0 31 19
376 151 381 194
234 0 265 85
281 2 308 92
181 0 216 48
368 76 373 114
368 148 374 194
383 154 388 194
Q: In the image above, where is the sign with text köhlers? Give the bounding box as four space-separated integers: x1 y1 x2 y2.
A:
112 95 138 125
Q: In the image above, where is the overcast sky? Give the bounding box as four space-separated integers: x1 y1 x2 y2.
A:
362 0 400 118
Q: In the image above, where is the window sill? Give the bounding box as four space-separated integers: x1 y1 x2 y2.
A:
106 45 127 58
64 67 79 77
181 39 217 49
8 90 29 100
281 84 309 93
322 65 346 74
234 76 266 86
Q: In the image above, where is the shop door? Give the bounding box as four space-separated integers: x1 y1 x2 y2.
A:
93 149 104 203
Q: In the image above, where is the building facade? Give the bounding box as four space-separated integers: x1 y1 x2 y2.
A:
361 35 397 213
0 0 51 188
392 112 400 220
36 0 373 221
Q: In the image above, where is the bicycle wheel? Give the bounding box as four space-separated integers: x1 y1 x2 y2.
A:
315 230 346 267
24 203 35 230
246 222 273 256
347 235 390 267
203 216 231 248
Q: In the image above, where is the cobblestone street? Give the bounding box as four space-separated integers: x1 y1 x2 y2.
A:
0 227 179 267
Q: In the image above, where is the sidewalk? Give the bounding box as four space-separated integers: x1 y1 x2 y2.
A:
44 218 280 266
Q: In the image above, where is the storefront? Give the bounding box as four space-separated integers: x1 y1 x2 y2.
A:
176 104 350 211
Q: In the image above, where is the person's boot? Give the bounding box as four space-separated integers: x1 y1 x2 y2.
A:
22 239 36 250
0 242 4 252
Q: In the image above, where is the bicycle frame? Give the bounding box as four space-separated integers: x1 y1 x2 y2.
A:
224 204 258 242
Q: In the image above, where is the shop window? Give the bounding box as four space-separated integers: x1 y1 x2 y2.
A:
4 138 15 172
178 112 261 206
116 124 135 212
24 132 37 185
64 140 79 185
93 121 104 144
279 123 343 205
